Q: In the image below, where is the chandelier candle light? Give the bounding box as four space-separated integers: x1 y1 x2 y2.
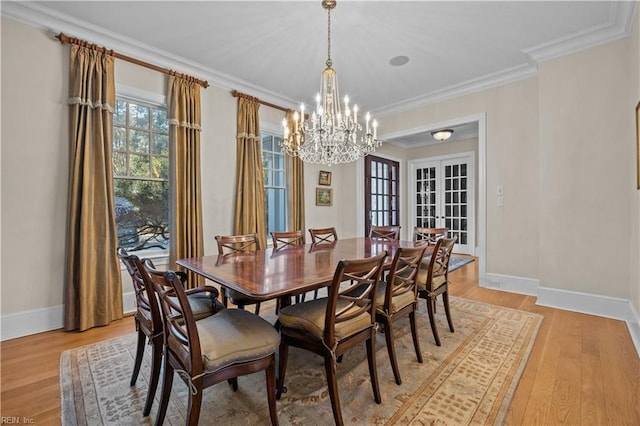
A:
281 0 381 166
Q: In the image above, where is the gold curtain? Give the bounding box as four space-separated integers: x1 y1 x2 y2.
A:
285 110 305 232
167 74 204 288
234 98 267 249
64 44 122 331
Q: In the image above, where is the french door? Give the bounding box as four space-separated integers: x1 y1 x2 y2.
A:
409 153 475 254
365 155 400 236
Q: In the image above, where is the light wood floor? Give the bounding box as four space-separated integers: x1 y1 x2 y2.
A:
1 260 639 425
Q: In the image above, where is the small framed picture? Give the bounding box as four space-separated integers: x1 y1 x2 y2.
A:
319 170 332 186
316 187 333 206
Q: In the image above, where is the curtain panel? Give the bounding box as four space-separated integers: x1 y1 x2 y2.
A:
285 110 305 232
234 98 267 249
167 74 204 288
64 44 123 331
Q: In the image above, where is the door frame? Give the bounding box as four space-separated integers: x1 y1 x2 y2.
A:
357 112 487 285
407 151 475 255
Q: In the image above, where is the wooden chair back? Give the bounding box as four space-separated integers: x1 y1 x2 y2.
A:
271 230 305 249
323 251 387 348
424 236 456 291
369 225 401 241
309 227 338 244
117 247 160 331
383 245 427 314
413 227 448 245
138 258 203 374
215 233 260 254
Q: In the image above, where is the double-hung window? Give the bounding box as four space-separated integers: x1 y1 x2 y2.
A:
112 97 170 251
261 132 287 240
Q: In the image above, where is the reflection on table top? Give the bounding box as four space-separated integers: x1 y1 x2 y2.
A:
176 237 431 301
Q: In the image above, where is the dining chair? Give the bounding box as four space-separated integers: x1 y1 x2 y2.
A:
412 226 448 245
276 251 388 426
416 236 457 346
375 244 428 385
271 230 308 304
271 230 305 248
117 247 223 416
215 233 262 315
369 225 401 241
308 227 338 245
136 258 280 426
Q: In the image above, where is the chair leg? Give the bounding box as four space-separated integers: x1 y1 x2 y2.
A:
154 358 174 426
227 378 238 391
409 309 423 364
324 354 344 426
186 377 203 426
426 296 441 346
143 338 163 416
366 333 382 404
130 327 146 386
276 342 289 400
265 356 279 426
254 302 261 316
382 320 402 385
443 290 454 332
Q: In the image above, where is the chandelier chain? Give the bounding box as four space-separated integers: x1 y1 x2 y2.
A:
326 5 332 68
280 0 381 166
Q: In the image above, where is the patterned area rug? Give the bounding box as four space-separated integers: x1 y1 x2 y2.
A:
448 256 474 273
60 297 541 425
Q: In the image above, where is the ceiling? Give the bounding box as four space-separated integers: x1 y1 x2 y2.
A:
3 1 636 147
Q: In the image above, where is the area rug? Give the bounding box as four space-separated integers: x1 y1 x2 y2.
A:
60 297 541 425
448 256 475 273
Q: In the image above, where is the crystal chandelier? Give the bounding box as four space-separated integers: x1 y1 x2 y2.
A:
281 0 381 166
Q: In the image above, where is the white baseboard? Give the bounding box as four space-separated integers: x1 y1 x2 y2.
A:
481 272 539 296
1 305 64 341
538 286 640 357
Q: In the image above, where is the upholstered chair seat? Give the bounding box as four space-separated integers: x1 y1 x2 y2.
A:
278 298 371 341
167 309 280 373
374 281 415 314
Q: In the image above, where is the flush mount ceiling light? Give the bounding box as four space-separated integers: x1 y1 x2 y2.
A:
281 0 381 166
431 129 454 141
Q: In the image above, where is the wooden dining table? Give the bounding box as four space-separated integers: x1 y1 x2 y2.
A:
176 237 429 304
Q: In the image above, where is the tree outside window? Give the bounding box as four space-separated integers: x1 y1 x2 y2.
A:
113 98 169 251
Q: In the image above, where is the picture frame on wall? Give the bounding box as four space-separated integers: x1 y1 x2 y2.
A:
636 101 640 189
316 187 333 206
319 170 332 186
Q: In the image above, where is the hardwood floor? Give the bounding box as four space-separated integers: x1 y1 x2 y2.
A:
1 260 638 425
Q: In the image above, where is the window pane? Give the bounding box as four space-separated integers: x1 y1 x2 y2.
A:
129 130 150 153
113 152 127 176
152 108 168 132
114 179 169 250
274 153 284 170
152 156 169 179
274 171 285 187
152 134 168 155
129 103 150 129
113 127 126 151
114 100 127 125
130 154 150 177
262 135 273 151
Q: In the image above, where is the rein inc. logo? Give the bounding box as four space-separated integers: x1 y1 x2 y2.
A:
1 418 34 424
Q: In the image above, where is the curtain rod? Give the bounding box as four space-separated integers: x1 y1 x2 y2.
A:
231 90 291 113
56 33 209 88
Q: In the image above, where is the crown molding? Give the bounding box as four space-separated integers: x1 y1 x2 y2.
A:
3 0 636 119
1 1 299 110
524 1 637 63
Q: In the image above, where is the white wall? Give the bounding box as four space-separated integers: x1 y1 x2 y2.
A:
2 13 639 350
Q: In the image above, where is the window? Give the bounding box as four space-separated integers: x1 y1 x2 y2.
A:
112 98 170 251
261 133 287 240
